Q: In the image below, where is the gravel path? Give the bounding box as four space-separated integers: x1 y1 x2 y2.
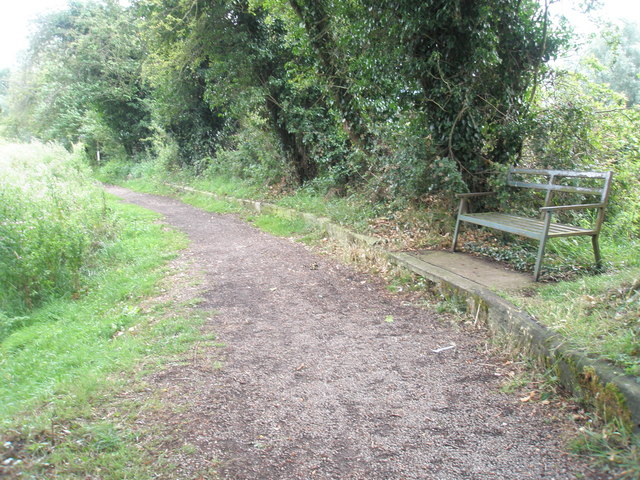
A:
107 186 605 480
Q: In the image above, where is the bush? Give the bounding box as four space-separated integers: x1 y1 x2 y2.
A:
523 72 640 239
205 113 291 186
0 142 116 317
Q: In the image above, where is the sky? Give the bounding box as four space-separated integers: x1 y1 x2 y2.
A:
0 0 639 71
0 0 69 69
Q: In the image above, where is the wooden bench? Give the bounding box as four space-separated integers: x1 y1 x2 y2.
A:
451 168 614 281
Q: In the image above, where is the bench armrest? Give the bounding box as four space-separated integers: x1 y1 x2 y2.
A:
455 192 496 199
539 203 606 213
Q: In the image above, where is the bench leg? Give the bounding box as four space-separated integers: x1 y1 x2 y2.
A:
533 236 548 282
451 217 462 253
592 235 602 268
534 213 553 282
451 199 467 253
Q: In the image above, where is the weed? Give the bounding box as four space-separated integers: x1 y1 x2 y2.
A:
499 370 533 394
510 267 640 376
435 293 468 315
0 142 118 317
387 272 431 294
568 419 640 480
180 443 198 455
179 192 241 214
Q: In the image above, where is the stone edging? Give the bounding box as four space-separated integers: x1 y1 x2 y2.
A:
166 182 640 432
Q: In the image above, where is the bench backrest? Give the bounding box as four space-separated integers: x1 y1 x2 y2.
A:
506 168 614 207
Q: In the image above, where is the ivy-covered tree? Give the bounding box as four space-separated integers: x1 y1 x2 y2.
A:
5 0 150 158
257 0 561 194
355 0 561 191
140 0 349 183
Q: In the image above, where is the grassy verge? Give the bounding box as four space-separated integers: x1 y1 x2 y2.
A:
510 268 640 377
96 159 386 236
0 196 214 479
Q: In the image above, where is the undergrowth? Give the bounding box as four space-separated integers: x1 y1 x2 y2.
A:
0 144 213 478
510 268 640 377
0 197 195 479
0 143 116 317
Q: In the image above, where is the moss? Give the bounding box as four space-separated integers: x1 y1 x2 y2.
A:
578 366 633 431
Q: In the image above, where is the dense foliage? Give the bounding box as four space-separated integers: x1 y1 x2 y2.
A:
579 20 640 107
0 0 638 234
4 1 150 158
1 0 556 190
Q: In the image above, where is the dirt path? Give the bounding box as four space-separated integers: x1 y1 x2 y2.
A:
107 186 603 480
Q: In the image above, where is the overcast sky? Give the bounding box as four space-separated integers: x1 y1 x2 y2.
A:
1 0 69 69
0 0 639 70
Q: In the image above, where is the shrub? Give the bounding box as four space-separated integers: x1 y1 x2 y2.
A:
523 72 640 239
0 142 116 317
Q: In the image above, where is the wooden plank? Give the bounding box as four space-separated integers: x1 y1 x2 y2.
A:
458 213 545 240
540 203 605 212
507 180 603 195
510 168 610 179
459 212 594 239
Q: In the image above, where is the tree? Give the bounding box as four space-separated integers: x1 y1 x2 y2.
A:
5 1 150 157
286 0 372 152
258 0 561 193
0 69 9 116
582 21 640 106
140 0 338 183
355 0 560 191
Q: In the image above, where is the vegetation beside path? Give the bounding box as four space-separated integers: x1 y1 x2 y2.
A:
0 143 214 478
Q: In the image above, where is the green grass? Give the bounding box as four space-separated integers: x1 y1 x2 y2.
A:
191 175 262 201
248 214 310 237
97 158 383 234
179 191 242 214
0 196 212 479
567 418 640 480
0 142 118 316
274 187 382 233
510 266 640 376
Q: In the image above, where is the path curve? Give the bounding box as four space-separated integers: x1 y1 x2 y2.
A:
107 186 603 480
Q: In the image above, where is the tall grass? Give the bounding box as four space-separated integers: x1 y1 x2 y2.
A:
0 142 114 321
0 145 200 477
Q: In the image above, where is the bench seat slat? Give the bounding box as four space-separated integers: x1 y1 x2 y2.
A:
510 168 610 179
458 212 595 239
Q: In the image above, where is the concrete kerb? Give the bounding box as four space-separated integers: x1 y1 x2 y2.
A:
165 182 640 432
